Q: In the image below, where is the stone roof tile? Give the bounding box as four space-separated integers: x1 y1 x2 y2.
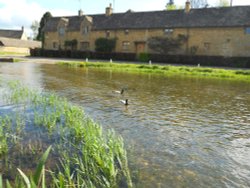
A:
0 37 41 48
43 6 250 32
0 29 24 39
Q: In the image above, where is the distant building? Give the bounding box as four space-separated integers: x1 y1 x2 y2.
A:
43 1 250 57
0 27 41 54
0 27 27 40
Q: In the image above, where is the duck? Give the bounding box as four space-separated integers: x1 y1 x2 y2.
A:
114 88 124 94
120 99 129 105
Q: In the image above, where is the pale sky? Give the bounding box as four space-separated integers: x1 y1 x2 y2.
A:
0 0 249 37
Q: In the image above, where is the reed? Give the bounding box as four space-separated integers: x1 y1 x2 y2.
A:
0 81 132 187
57 61 250 82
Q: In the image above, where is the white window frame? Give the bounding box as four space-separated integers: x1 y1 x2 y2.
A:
80 41 90 51
82 26 89 35
58 27 65 36
164 28 174 35
122 41 130 51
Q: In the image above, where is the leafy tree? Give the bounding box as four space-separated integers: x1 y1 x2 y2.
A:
37 12 52 45
190 0 208 8
166 0 177 10
95 38 116 52
148 34 188 54
30 20 39 40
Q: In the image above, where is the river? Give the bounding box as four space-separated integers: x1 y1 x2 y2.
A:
0 62 250 188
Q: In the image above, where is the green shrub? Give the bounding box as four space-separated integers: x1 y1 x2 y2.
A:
138 53 150 62
235 70 250 75
95 38 116 52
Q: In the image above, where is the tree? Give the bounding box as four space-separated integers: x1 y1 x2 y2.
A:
95 38 116 52
37 12 52 44
190 0 208 8
148 34 188 54
30 20 39 40
166 0 177 10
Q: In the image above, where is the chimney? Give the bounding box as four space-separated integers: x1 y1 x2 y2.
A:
105 3 113 16
78 9 83 16
21 26 24 31
185 0 191 13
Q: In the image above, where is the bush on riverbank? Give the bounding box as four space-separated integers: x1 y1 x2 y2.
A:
0 81 132 187
30 48 250 68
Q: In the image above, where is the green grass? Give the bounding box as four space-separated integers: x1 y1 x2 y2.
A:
13 59 23 63
0 51 28 56
0 81 132 187
57 61 250 82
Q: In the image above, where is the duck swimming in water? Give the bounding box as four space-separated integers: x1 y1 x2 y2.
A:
114 88 124 94
120 99 129 105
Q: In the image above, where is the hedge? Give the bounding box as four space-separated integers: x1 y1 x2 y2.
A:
30 48 250 68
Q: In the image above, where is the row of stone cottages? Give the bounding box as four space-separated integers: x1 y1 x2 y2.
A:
43 1 250 57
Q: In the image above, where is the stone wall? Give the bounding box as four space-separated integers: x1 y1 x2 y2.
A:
0 46 30 54
44 26 250 57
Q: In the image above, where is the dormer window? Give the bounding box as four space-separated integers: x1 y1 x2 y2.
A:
245 27 250 34
125 29 129 35
58 27 65 36
164 28 174 35
83 26 89 35
106 30 110 38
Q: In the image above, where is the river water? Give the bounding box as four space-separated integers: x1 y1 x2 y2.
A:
0 62 250 188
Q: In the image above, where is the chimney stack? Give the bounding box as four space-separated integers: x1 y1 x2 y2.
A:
78 9 83 16
21 26 24 31
185 0 191 13
105 3 113 16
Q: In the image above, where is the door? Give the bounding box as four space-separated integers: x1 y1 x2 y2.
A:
135 42 146 54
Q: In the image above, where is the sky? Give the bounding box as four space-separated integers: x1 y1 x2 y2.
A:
0 0 250 38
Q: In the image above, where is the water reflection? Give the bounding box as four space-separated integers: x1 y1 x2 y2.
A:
0 63 250 187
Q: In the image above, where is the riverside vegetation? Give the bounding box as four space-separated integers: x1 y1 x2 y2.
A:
0 81 132 187
58 61 250 82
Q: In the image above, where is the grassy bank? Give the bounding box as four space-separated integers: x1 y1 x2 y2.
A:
0 81 132 187
57 61 250 82
0 52 29 56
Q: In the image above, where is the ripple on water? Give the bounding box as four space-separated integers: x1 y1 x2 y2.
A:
1 63 250 187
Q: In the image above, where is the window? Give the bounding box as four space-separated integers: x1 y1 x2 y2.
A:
245 27 250 34
204 42 210 51
124 29 129 35
53 42 58 49
58 27 65 36
80 42 90 51
164 28 174 35
83 26 89 35
106 30 110 38
122 41 130 51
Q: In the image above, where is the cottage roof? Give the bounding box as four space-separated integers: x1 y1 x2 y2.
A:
44 6 250 32
0 37 41 48
0 29 24 39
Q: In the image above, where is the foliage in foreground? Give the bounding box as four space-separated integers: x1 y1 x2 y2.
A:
57 61 250 82
0 81 132 187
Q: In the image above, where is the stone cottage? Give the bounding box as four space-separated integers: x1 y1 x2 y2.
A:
0 27 27 40
43 1 250 57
